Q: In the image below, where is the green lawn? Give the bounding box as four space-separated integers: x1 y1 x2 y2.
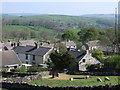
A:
28 74 119 87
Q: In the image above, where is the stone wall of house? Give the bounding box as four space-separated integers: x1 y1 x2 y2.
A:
79 52 99 71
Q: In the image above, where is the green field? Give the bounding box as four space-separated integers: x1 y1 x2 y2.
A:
3 14 115 30
3 25 29 32
3 25 53 32
28 74 119 87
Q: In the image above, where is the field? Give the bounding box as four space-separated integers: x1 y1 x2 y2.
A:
3 14 115 31
2 25 53 32
28 73 119 87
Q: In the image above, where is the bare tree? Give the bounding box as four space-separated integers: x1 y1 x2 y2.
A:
38 31 53 41
19 29 30 40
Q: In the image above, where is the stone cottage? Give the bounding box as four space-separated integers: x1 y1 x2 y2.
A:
82 40 116 54
62 41 77 50
69 50 100 71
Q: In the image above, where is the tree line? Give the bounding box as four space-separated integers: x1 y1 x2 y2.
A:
61 27 120 53
2 29 55 41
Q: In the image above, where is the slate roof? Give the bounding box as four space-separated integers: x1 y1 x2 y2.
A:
97 46 114 52
0 50 22 67
19 40 35 46
13 46 36 54
0 43 12 51
13 46 52 56
83 40 114 52
27 47 52 56
86 40 101 47
5 42 11 46
62 41 76 47
69 50 86 62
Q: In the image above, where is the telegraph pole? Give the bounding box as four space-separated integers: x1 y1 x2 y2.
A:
115 8 119 54
118 1 120 54
117 1 120 85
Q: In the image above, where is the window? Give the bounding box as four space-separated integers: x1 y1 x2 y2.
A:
33 55 35 60
83 59 86 63
32 62 35 65
25 54 28 60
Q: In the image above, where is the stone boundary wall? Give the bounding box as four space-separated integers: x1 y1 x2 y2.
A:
1 71 50 83
2 74 42 83
69 71 120 76
2 71 50 77
36 71 50 76
1 82 120 90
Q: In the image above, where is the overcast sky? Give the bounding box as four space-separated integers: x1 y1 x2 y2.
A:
2 1 119 15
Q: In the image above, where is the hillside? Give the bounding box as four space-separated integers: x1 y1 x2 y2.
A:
2 14 115 31
81 14 115 18
2 14 115 40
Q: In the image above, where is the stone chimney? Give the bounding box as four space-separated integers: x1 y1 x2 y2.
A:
17 42 19 46
8 40 12 46
34 42 40 49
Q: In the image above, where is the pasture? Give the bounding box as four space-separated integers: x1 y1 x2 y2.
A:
28 73 119 87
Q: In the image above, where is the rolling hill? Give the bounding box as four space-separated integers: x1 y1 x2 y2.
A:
2 14 116 40
81 14 115 18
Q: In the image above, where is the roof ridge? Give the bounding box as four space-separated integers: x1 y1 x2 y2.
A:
26 46 37 52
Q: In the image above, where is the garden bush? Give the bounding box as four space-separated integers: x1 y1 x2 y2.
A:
105 55 120 69
86 64 101 71
12 66 26 73
28 66 48 72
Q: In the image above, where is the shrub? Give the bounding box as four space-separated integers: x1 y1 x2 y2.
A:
86 64 101 71
13 66 26 73
105 55 120 69
92 49 104 63
28 66 48 72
